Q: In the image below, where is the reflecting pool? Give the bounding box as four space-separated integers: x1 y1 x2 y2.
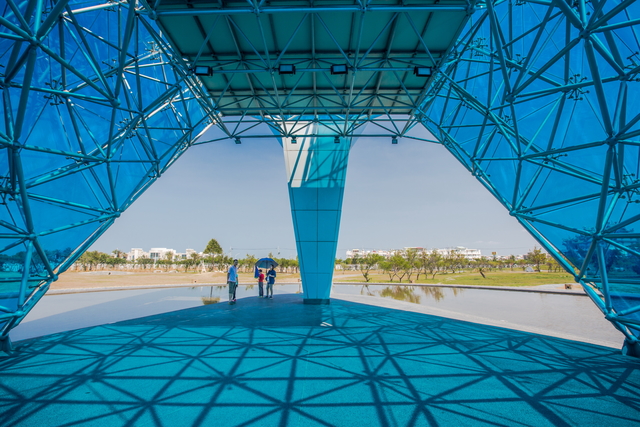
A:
12 285 301 341
336 284 620 347
11 284 621 347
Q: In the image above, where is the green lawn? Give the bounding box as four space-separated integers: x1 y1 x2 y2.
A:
337 270 576 287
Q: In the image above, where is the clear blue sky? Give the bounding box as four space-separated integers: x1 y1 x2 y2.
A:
91 124 540 259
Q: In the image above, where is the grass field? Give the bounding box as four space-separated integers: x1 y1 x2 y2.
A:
50 270 301 290
47 268 577 290
334 269 576 287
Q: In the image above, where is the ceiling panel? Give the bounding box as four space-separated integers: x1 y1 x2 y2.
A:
149 0 473 117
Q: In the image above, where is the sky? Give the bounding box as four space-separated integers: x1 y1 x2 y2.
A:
90 124 540 259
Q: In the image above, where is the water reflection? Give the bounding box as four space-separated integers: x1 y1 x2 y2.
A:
359 285 465 304
421 286 444 302
421 286 465 302
381 286 421 304
188 284 463 305
192 284 286 305
14 283 619 347
200 286 221 305
360 284 374 296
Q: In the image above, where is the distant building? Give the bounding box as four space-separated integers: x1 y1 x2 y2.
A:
149 248 176 261
448 246 482 260
125 247 201 261
127 248 147 261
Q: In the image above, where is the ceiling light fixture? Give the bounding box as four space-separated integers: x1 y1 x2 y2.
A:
330 64 348 75
278 64 296 75
193 66 212 76
413 66 433 77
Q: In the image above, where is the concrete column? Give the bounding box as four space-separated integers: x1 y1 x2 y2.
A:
282 127 351 304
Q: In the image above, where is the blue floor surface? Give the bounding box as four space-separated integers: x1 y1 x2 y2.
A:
1 294 639 426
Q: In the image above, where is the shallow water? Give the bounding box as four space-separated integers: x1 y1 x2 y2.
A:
336 284 620 346
10 283 621 347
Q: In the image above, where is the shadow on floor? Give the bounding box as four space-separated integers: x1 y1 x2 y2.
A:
1 294 639 426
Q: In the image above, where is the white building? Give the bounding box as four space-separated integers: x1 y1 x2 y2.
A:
345 249 362 258
127 248 148 261
148 248 177 261
449 246 482 260
345 249 393 258
179 249 198 260
126 247 202 261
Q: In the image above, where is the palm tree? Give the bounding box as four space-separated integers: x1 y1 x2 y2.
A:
112 249 125 259
203 239 223 272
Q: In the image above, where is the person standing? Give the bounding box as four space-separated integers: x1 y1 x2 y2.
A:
266 265 276 299
258 269 265 298
227 259 239 304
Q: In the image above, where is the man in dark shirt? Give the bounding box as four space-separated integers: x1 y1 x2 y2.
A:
266 265 276 299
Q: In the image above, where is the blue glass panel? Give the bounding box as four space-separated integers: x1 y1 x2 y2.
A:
292 210 318 242
284 130 351 301
70 100 116 148
0 297 18 313
290 187 318 210
317 211 340 242
297 241 318 274
317 188 343 211
420 0 640 343
0 3 212 340
28 247 51 278
609 286 640 326
0 201 28 235
1 0 639 347
36 225 98 270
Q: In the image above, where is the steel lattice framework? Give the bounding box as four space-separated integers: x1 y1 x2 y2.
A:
420 0 640 356
148 0 471 142
0 0 213 352
1 0 640 357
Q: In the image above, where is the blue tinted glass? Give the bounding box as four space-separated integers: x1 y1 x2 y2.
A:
422 0 640 340
0 2 211 338
2 0 639 346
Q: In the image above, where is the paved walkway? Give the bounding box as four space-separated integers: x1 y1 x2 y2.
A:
1 294 639 426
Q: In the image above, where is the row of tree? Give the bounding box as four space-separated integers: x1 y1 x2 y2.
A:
341 247 561 282
74 252 301 273
73 237 558 280
74 239 300 273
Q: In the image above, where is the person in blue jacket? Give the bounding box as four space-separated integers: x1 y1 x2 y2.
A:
266 265 276 299
227 259 239 304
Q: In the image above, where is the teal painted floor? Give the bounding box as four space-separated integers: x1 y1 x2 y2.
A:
1 294 639 427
